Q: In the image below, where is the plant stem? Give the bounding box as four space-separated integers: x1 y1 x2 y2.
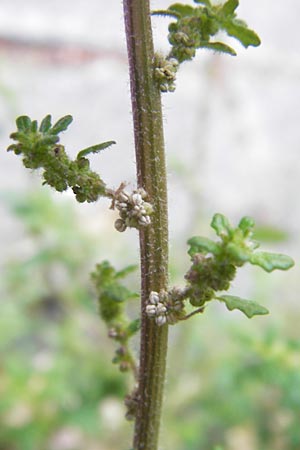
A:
123 1 169 449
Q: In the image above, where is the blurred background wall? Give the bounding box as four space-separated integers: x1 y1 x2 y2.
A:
0 1 299 450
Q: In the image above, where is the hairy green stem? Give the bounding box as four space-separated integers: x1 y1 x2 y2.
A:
123 1 169 449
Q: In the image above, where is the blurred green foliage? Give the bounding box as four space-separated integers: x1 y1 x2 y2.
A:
0 190 130 450
0 189 297 450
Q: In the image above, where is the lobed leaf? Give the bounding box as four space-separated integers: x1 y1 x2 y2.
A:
250 251 295 272
199 41 236 56
238 216 255 235
221 0 239 16
226 242 250 264
76 141 116 160
187 236 220 256
222 19 261 48
152 9 180 18
49 115 73 135
218 294 269 318
39 115 52 133
16 116 31 132
169 3 195 17
211 213 233 238
30 120 38 132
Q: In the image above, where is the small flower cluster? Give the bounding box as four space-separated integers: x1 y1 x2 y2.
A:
154 54 178 92
113 187 153 232
146 288 186 326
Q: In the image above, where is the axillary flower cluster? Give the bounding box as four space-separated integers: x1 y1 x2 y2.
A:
146 289 186 326
111 186 154 232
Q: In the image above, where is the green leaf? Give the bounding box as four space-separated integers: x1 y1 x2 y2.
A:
218 295 269 318
226 242 250 263
211 213 233 238
238 216 255 234
221 0 239 16
199 41 236 56
30 120 38 132
250 251 295 272
76 141 116 160
16 116 31 132
39 115 52 133
169 3 195 17
187 236 220 256
49 115 73 134
222 19 261 48
152 9 181 18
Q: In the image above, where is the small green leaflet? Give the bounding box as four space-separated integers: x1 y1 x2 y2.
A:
221 19 261 48
187 236 220 256
250 251 295 272
211 213 233 237
49 115 73 135
77 141 116 160
218 295 269 318
199 42 236 56
39 115 52 133
221 0 239 16
16 116 32 132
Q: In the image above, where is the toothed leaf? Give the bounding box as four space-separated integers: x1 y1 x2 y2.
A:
211 213 233 238
30 120 38 132
219 295 269 318
238 216 255 234
250 251 295 272
76 141 116 160
199 41 236 55
152 9 181 18
39 115 52 133
169 3 195 17
49 115 73 134
16 116 31 132
188 236 221 256
221 0 239 16
222 19 261 48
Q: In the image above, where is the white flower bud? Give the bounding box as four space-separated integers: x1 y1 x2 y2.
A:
139 216 151 226
131 193 143 205
146 305 157 317
156 315 167 326
149 291 160 305
156 303 167 314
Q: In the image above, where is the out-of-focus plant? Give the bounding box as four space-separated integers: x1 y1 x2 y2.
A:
164 317 300 450
5 1 295 449
0 190 132 450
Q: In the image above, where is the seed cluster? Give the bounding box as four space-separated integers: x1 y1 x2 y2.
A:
113 187 153 232
146 288 186 326
154 54 178 92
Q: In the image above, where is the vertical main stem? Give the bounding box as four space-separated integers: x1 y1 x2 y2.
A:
123 1 169 449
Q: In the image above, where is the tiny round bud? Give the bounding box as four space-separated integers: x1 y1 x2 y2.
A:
149 291 160 305
156 303 167 315
114 219 127 232
146 305 157 317
156 315 167 326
